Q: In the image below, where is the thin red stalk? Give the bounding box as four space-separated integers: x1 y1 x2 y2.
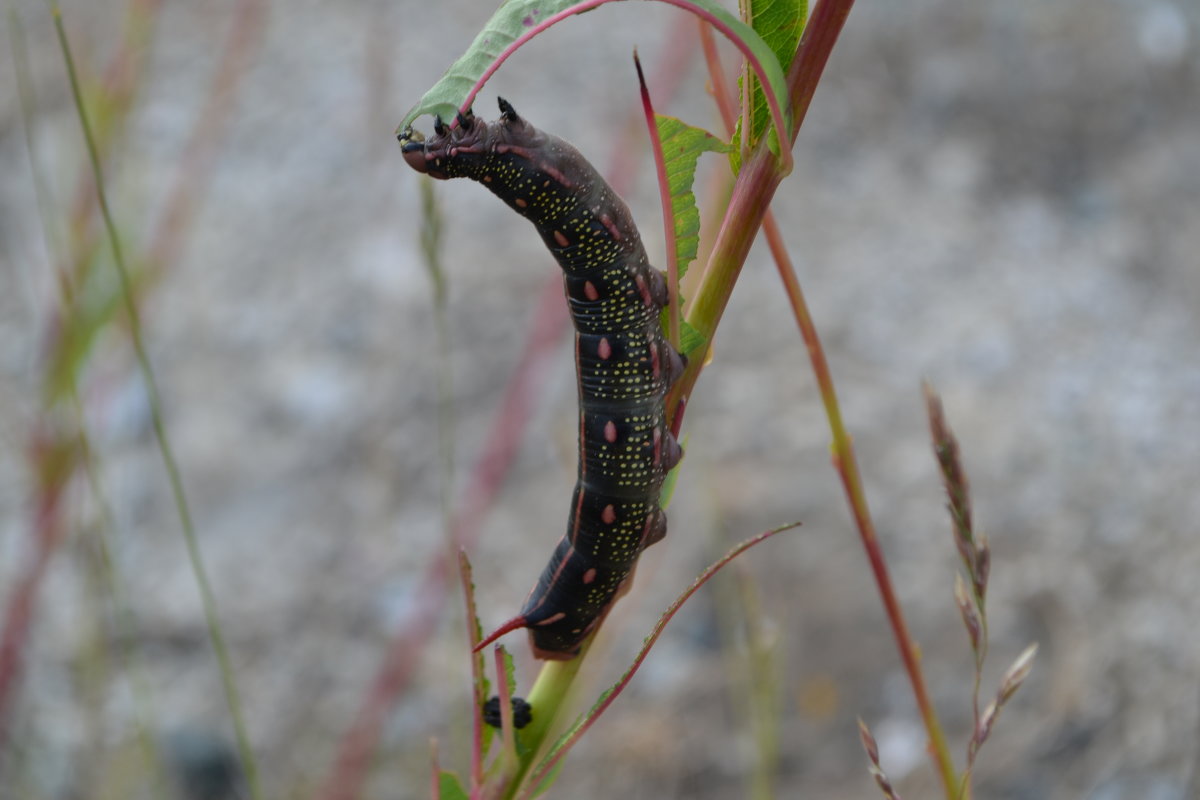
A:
695 3 959 793
784 1 960 791
518 526 793 798
736 1 957 788
633 53 680 349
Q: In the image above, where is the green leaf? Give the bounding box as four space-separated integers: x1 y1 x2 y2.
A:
397 0 789 146
733 0 806 170
655 114 729 280
437 770 469 800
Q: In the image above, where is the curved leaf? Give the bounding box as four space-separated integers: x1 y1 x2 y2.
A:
397 0 790 149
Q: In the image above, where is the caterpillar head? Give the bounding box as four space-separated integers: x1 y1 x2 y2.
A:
398 97 538 178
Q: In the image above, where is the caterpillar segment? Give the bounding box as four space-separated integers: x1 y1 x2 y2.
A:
400 98 684 659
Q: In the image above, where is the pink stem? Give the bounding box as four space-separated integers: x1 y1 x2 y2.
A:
633 53 680 349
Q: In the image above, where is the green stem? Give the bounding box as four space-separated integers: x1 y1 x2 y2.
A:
51 8 262 799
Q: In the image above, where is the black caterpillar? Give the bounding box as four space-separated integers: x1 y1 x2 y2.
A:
399 98 684 659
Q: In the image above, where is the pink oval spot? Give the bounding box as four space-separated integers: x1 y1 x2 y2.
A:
598 337 612 360
582 568 597 585
584 281 599 301
601 505 616 525
600 213 623 242
554 230 569 247
515 197 528 208
604 420 618 443
634 274 654 307
535 612 567 627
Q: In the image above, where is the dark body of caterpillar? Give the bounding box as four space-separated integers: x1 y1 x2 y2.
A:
399 98 684 659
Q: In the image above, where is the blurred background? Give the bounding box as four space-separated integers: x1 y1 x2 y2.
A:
1 0 1197 798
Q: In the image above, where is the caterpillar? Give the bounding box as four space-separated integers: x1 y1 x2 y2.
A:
399 98 684 659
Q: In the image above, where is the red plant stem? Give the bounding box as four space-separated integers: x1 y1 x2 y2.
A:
699 0 960 791
761 214 957 795
632 53 680 349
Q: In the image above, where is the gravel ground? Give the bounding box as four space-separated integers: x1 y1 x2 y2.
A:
1 1 1198 798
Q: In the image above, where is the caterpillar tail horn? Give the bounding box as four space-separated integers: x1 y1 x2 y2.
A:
474 614 529 652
